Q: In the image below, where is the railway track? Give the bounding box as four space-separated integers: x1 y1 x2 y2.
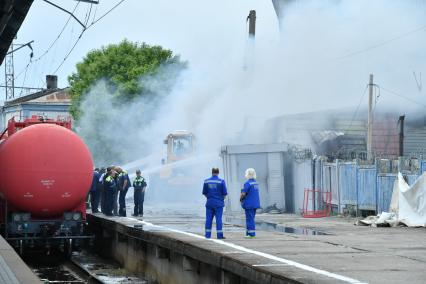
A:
27 249 147 283
31 257 104 284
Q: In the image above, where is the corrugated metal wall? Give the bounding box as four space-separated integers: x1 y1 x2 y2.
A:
357 166 377 211
405 128 426 157
267 153 285 209
292 160 313 213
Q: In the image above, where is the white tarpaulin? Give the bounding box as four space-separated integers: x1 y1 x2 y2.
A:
390 172 426 227
359 172 426 227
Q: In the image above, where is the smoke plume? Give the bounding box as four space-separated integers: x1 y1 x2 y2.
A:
76 0 426 208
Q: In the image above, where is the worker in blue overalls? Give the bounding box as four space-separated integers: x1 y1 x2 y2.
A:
240 168 260 238
203 167 227 239
133 169 147 217
116 167 130 217
104 167 118 217
90 168 101 213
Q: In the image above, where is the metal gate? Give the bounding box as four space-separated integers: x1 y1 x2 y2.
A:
357 166 376 211
338 162 357 210
322 163 339 211
376 174 397 213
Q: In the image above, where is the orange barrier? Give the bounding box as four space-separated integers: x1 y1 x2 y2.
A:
302 189 332 218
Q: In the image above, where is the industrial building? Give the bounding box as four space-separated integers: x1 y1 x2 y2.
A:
264 110 426 159
222 108 426 215
1 76 71 127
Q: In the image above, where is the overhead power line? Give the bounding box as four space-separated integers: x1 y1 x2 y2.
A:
379 86 426 108
52 0 127 74
33 2 80 64
43 0 86 28
53 30 85 74
343 84 369 135
87 0 126 30
337 24 426 60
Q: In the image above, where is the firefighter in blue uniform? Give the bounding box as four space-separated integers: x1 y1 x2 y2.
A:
90 168 101 213
132 169 147 217
104 167 117 216
202 168 227 239
116 167 130 217
98 167 106 213
240 168 260 238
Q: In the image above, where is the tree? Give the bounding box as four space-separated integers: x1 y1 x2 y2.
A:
68 39 184 119
68 40 185 166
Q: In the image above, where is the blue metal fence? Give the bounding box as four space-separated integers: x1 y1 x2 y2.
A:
421 161 426 174
376 174 397 213
357 167 376 210
338 162 357 208
313 160 420 214
406 174 419 186
322 163 339 209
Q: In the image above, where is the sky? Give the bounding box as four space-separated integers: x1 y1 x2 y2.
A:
53 0 426 161
0 0 424 112
1 0 278 98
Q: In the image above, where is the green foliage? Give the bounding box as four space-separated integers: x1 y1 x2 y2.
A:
68 40 183 119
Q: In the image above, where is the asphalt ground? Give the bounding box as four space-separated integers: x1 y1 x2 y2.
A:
103 204 426 284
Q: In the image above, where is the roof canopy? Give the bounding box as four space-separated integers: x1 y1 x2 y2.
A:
0 0 34 65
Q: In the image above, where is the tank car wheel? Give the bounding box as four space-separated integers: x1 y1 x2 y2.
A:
65 238 73 258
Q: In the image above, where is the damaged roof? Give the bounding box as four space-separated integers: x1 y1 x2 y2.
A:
0 0 34 65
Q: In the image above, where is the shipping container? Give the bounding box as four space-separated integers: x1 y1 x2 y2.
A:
221 144 287 212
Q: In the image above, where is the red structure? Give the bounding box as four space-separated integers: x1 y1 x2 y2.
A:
0 116 94 254
302 189 332 218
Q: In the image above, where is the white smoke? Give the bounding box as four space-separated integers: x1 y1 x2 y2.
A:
76 0 426 208
138 0 426 155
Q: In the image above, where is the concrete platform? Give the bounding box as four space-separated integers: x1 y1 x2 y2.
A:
88 210 426 284
0 235 41 283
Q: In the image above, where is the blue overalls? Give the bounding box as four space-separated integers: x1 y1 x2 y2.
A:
202 175 227 239
133 176 147 216
241 179 260 237
90 170 101 213
104 175 117 216
118 171 130 216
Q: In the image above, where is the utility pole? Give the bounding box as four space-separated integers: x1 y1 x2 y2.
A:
247 10 256 38
244 10 256 71
367 74 374 162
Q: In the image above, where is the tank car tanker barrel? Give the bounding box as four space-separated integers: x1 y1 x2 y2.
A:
0 119 94 255
0 124 93 217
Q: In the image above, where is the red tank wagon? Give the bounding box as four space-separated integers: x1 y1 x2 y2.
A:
0 116 94 255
